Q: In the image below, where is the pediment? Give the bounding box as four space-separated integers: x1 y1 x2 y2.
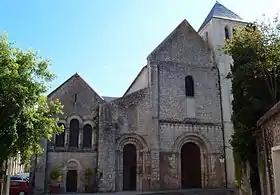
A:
147 20 212 64
48 73 104 117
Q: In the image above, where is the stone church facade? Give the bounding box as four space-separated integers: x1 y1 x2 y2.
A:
33 2 247 193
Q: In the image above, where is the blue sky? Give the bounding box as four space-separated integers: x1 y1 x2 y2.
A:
1 0 280 97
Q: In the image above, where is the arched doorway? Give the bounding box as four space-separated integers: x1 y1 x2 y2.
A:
123 144 137 191
65 160 79 192
66 170 77 192
181 142 201 188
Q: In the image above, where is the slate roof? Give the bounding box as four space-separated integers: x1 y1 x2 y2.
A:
198 1 243 32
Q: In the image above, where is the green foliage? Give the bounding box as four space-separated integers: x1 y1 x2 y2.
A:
0 33 63 170
223 16 280 192
50 167 61 182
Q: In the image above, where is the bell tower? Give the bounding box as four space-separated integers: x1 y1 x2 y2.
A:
198 1 247 187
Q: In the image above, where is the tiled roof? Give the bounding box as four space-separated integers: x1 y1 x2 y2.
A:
198 1 243 32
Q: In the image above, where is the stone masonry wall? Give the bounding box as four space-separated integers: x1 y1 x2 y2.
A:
258 110 280 194
38 73 104 193
98 88 156 192
48 73 104 119
158 62 221 123
159 123 225 188
38 18 232 193
47 152 97 192
147 19 225 189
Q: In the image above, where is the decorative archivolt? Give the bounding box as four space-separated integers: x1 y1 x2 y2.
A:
65 158 82 170
116 133 149 152
66 115 83 127
172 132 210 155
83 120 95 128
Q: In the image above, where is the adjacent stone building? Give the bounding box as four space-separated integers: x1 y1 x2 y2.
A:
33 2 247 193
257 101 280 195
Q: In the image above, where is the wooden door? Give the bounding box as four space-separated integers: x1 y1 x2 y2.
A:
66 170 77 192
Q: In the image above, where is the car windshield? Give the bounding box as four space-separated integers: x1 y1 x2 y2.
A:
11 173 30 181
10 176 23 180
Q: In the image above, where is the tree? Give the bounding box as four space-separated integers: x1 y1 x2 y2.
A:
223 16 280 194
0 33 63 174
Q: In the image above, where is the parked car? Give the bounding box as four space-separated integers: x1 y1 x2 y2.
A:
9 180 28 195
12 173 30 182
11 176 29 183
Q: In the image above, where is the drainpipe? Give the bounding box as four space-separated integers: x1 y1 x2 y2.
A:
212 53 228 188
95 106 100 192
217 64 228 188
157 64 160 148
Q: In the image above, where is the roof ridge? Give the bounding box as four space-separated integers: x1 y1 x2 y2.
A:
198 1 243 32
47 73 104 101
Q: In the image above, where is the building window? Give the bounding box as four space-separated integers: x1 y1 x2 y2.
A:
82 124 92 148
225 26 230 39
233 28 236 36
69 119 79 147
185 75 194 97
55 123 65 147
128 106 138 130
74 93 78 103
205 31 209 45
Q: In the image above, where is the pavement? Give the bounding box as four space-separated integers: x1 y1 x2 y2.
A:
42 188 236 195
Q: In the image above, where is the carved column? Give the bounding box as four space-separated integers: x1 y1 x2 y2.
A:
64 125 69 149
137 150 144 191
91 130 95 150
142 151 151 190
78 124 83 149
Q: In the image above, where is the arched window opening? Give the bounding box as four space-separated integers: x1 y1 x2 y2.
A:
232 28 236 36
74 93 78 103
69 119 79 147
185 76 194 97
225 26 230 39
55 123 65 147
82 124 92 148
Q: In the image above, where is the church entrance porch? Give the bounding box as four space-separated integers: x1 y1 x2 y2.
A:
123 144 137 191
181 142 201 188
66 170 77 192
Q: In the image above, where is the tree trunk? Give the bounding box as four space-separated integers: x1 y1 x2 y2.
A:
249 142 262 195
28 154 37 194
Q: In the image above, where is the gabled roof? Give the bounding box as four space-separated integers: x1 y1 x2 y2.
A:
198 1 243 32
47 73 104 101
148 19 209 61
257 101 280 127
123 65 147 97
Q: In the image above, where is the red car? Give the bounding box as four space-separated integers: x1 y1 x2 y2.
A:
9 180 28 195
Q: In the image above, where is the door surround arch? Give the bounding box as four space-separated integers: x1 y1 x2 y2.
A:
116 134 149 191
63 159 82 192
173 134 210 188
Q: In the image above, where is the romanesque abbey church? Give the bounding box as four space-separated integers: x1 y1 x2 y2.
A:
34 2 247 193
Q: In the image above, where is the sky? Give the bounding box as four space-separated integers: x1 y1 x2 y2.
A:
1 0 280 97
